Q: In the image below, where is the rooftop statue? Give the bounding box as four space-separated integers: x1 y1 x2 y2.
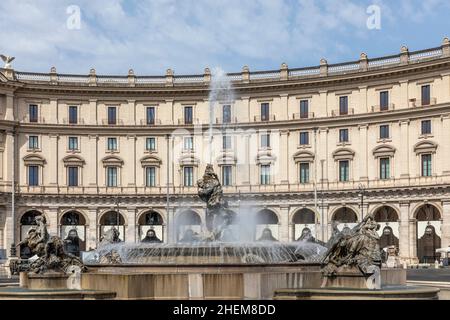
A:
197 164 234 241
0 55 15 69
11 215 86 275
321 213 382 277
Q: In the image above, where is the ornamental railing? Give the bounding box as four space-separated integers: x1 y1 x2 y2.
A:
10 43 448 86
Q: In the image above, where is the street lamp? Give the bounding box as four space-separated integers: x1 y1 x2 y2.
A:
358 184 366 221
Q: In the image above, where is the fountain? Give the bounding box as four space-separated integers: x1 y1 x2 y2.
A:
1 68 439 300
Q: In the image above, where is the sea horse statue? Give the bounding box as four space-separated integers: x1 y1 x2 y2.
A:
197 164 234 241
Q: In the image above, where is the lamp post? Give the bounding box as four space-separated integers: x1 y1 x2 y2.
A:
115 197 120 240
358 184 366 221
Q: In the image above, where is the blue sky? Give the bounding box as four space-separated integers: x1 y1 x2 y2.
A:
0 0 449 75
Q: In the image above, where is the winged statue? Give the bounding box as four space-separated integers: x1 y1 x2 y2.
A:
0 55 15 69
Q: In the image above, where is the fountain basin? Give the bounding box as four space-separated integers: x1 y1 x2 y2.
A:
79 264 406 300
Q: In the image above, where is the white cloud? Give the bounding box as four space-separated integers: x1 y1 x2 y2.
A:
0 0 446 75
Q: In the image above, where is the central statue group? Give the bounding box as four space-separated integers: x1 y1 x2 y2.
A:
321 213 382 277
197 164 235 241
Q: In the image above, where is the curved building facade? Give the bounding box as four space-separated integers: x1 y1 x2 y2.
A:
1 39 450 264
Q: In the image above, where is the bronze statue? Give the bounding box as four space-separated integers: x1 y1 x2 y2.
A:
197 164 234 241
11 215 85 275
321 213 382 277
142 229 162 243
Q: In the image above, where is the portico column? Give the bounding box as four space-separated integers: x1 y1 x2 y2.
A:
409 218 418 262
4 93 14 121
399 120 410 179
358 124 369 181
399 202 410 261
441 115 450 175
318 204 329 242
279 206 289 242
441 200 450 247
167 207 176 244
125 207 136 243
86 207 98 250
46 207 58 237
279 130 289 185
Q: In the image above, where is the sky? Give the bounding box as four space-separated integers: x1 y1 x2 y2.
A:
0 0 449 76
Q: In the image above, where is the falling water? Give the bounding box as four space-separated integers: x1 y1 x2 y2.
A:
207 68 235 163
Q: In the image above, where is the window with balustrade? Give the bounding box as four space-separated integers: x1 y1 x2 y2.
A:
300 100 309 119
339 160 350 182
421 85 431 106
380 91 389 111
108 106 117 125
260 165 271 185
184 106 193 124
222 105 231 123
145 166 156 187
28 165 39 186
29 104 38 122
184 136 194 151
339 96 348 115
222 165 232 186
68 166 79 187
183 166 194 186
146 107 156 125
261 134 271 148
261 103 270 121
223 135 232 150
299 163 310 184
106 166 118 187
380 158 390 180
69 106 78 124
421 154 432 177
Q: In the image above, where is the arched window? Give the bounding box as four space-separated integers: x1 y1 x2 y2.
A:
138 211 164 243
255 209 279 241
176 210 202 242
292 209 316 241
60 211 86 255
332 207 358 232
99 211 125 242
415 204 441 263
374 206 399 250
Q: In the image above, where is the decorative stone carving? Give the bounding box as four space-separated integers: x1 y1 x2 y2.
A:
197 164 234 241
11 215 86 275
321 213 382 278
0 55 15 69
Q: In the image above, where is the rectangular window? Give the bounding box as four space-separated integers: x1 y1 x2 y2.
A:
146 107 155 125
28 136 39 149
339 160 350 182
422 85 431 106
107 137 117 151
300 100 309 119
68 137 78 151
29 104 38 122
339 96 348 115
380 158 390 180
260 165 271 185
222 165 232 186
108 106 117 125
184 137 193 150
223 136 232 150
146 137 156 151
261 134 270 148
299 132 309 145
380 125 390 139
421 120 432 135
28 166 39 186
184 106 193 124
107 167 118 187
300 163 310 184
380 91 389 111
69 106 78 124
261 103 270 121
145 167 156 187
223 105 231 123
184 166 194 187
68 167 79 187
421 154 432 177
339 129 349 143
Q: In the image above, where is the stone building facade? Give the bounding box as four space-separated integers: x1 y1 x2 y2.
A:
1 39 450 264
